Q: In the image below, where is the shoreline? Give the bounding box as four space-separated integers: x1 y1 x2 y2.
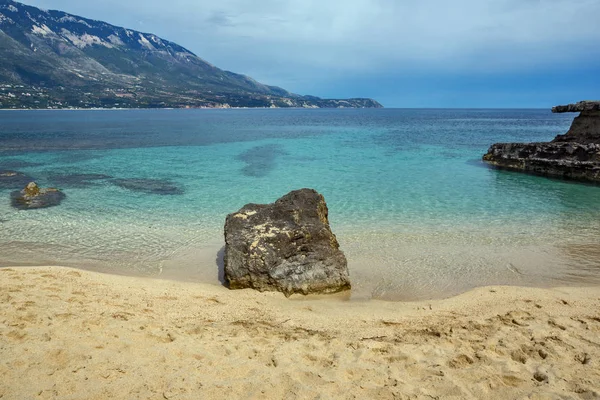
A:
3 233 600 302
2 265 599 398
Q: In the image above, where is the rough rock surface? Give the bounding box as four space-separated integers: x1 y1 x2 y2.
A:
483 101 600 183
224 189 350 296
10 182 66 210
552 109 600 145
551 101 600 113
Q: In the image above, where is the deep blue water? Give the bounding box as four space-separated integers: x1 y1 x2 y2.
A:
1 108 599 300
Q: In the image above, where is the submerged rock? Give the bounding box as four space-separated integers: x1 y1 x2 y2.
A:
48 173 113 188
236 144 288 177
0 170 36 189
224 188 350 296
483 101 600 183
113 178 184 195
11 182 66 210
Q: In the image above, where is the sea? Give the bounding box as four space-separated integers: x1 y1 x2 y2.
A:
1 108 599 300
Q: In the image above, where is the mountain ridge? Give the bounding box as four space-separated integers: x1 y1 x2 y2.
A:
0 0 382 109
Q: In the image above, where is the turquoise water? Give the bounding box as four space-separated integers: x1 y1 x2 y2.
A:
1 109 599 300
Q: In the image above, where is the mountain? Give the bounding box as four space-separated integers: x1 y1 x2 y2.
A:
0 0 382 109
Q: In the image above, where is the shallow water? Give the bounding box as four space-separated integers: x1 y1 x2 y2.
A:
1 108 599 300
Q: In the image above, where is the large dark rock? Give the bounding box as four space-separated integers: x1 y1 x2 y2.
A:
10 182 66 210
483 101 600 183
483 142 600 181
224 189 350 296
552 109 600 145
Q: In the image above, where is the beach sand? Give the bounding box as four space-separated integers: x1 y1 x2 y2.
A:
1 266 599 399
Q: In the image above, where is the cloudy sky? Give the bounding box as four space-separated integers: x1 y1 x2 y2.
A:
18 0 600 107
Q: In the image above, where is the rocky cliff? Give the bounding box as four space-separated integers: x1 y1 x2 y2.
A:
482 101 600 183
0 0 382 109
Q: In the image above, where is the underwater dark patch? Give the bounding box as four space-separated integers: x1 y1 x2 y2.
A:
236 144 287 178
0 160 44 169
0 170 36 190
113 178 184 195
46 173 113 188
54 151 106 164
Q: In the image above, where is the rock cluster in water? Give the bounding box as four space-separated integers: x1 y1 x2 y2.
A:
2 166 185 210
11 182 66 210
224 188 351 297
483 101 600 183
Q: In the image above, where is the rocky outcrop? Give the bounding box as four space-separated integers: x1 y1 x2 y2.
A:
223 189 350 297
551 101 600 113
483 142 600 181
483 101 600 183
552 102 600 145
10 182 66 210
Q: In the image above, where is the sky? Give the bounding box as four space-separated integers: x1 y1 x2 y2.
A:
17 0 600 108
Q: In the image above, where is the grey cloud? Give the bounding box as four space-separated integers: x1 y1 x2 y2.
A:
205 11 235 27
18 0 600 94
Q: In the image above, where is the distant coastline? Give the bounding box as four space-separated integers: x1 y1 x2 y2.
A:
0 1 381 110
0 106 382 111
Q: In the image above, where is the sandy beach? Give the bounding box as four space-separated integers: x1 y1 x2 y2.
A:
1 266 599 399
